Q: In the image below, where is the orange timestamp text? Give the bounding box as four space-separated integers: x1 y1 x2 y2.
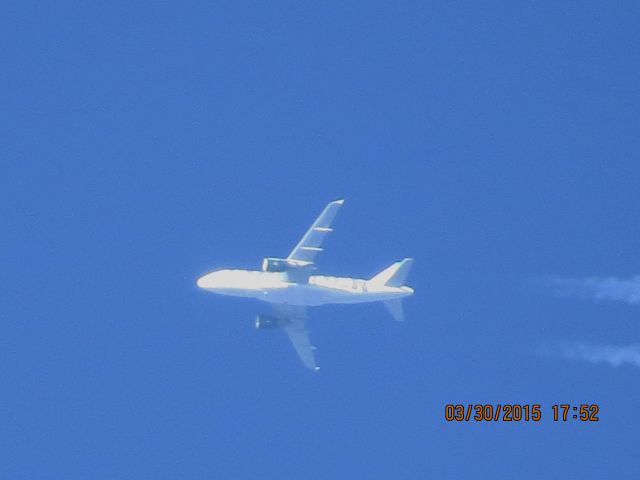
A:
444 404 600 422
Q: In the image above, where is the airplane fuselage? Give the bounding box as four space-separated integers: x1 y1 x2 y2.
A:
196 199 413 370
197 269 413 307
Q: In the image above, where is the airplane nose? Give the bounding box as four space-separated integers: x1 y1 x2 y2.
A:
196 275 209 288
196 271 227 290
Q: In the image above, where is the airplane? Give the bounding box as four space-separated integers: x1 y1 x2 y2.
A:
196 199 414 371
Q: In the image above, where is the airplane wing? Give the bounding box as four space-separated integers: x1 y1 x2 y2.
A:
272 304 319 371
287 199 344 264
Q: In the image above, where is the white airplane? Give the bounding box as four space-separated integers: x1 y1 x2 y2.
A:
196 199 414 370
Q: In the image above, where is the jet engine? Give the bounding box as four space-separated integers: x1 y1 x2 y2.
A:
261 257 293 272
261 257 315 282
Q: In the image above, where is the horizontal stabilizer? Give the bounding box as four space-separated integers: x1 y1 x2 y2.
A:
384 299 404 322
370 258 414 287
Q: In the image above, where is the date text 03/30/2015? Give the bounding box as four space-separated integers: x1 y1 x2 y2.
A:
444 404 599 422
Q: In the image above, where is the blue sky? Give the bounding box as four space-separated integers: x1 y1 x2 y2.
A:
2 1 640 478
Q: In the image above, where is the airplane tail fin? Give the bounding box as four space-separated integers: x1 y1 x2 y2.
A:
369 258 414 287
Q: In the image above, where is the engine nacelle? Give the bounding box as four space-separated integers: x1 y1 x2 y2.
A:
261 257 292 272
261 257 315 282
255 314 289 329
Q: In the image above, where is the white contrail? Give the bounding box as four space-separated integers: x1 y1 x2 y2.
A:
549 275 640 305
559 343 640 368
